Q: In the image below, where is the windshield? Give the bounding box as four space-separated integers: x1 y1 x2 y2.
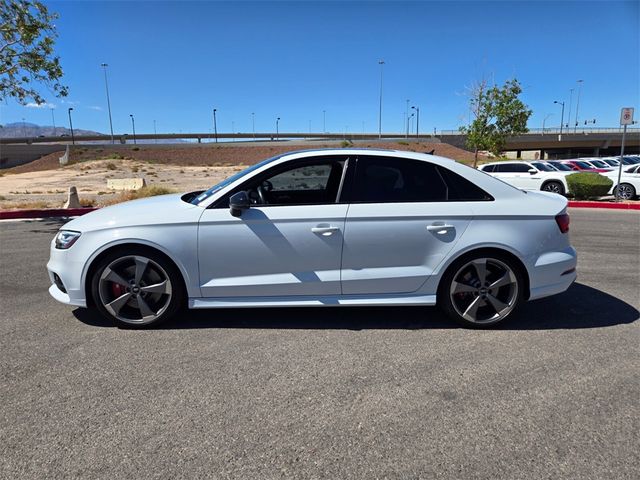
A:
531 162 555 172
190 154 286 205
552 162 572 171
574 161 595 169
589 160 608 168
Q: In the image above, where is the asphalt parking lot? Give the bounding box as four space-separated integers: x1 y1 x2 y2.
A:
1 208 638 479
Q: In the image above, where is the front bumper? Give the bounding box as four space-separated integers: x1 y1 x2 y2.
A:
46 240 87 307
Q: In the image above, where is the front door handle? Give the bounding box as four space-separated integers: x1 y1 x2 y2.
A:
427 224 455 234
312 225 340 236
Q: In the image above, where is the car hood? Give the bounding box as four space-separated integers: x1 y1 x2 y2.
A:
62 193 203 233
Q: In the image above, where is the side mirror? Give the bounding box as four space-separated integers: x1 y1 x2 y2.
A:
528 168 537 175
229 191 250 217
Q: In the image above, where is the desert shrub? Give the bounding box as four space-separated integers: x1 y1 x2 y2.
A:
397 141 409 146
340 140 353 148
132 147 140 151
105 162 117 170
566 172 613 200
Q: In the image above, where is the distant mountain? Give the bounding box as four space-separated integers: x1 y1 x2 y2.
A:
0 122 102 138
0 122 187 143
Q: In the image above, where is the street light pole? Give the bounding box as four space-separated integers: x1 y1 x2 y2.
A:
67 107 75 145
412 105 419 138
213 108 218 143
100 63 115 144
276 117 280 139
574 79 583 133
542 113 553 134
251 112 255 139
378 60 384 139
567 88 574 129
50 108 56 134
615 123 628 201
323 110 326 133
129 114 136 144
153 119 157 144
554 101 565 137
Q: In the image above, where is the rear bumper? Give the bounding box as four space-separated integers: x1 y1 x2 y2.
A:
528 246 577 300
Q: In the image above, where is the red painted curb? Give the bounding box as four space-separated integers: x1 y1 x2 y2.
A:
568 201 640 210
0 207 98 220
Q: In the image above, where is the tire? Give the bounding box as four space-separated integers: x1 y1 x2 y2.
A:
90 247 185 328
615 183 636 200
438 252 525 328
541 181 565 195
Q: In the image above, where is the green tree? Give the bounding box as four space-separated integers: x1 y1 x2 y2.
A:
460 78 531 167
0 0 67 105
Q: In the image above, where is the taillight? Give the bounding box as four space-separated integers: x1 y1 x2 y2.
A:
555 213 570 233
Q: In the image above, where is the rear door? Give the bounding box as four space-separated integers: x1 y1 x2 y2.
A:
340 156 483 295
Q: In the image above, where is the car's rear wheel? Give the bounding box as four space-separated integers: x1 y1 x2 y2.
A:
439 253 524 328
90 248 184 328
615 183 636 200
541 181 565 195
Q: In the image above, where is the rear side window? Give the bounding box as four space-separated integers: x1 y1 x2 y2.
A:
350 157 492 203
496 163 530 173
480 164 495 172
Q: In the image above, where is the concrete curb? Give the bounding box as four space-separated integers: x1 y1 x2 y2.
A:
568 201 640 210
0 207 98 220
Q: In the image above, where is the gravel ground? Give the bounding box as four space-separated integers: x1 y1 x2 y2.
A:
0 208 638 479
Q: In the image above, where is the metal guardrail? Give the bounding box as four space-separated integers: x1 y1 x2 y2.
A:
439 127 640 135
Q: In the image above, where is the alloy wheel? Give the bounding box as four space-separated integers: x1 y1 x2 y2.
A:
98 255 173 324
449 257 519 324
616 184 635 200
543 182 562 194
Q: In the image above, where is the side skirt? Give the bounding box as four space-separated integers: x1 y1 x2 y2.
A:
189 294 437 309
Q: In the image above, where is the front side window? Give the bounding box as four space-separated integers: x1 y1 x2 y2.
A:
215 158 345 207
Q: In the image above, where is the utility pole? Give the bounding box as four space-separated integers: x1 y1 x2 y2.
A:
574 79 584 133
129 114 136 144
213 108 218 143
378 60 384 139
67 108 75 144
100 63 115 144
276 117 280 139
412 105 420 138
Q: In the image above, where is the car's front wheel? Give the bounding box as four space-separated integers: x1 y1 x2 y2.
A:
439 253 524 328
90 248 184 328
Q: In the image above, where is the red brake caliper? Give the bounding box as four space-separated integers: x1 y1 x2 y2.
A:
111 282 125 297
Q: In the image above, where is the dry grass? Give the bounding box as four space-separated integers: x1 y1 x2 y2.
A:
102 185 176 206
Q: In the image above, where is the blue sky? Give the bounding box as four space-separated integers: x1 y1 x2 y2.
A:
1 0 638 135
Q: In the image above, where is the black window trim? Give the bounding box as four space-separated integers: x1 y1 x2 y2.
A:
345 155 493 204
209 155 351 209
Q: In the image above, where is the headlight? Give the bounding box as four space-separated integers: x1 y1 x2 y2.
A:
54 230 82 249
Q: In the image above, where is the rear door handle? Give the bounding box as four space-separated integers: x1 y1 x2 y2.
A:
312 225 340 236
427 224 455 234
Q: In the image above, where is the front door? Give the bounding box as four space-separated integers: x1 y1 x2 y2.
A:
197 159 348 298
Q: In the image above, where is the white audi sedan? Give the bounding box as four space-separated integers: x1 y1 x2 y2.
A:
48 149 577 328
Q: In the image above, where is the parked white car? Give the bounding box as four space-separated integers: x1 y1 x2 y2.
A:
600 170 640 199
48 149 577 328
478 161 570 195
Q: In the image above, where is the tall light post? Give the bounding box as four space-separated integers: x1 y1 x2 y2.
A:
153 119 157 144
574 79 584 132
542 113 553 134
412 105 420 138
323 110 326 133
405 99 410 137
276 117 280 139
129 114 136 144
231 120 235 142
378 60 384 139
67 107 75 144
100 63 115 144
50 108 56 135
566 88 574 129
409 112 415 136
213 108 218 143
554 100 565 137
252 113 256 138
